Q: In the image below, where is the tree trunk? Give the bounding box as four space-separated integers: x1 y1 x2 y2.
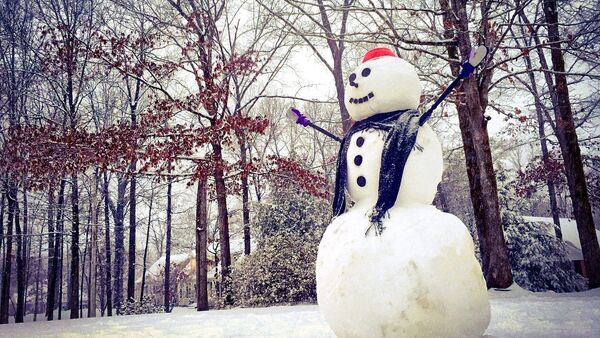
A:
434 183 450 213
70 176 80 319
164 175 173 313
113 176 127 312
139 187 153 302
127 165 137 302
239 137 251 256
0 191 5 260
212 143 231 302
195 177 209 311
48 180 65 320
45 186 55 318
15 188 25 323
0 182 15 324
439 0 512 288
103 173 113 316
58 208 65 320
89 170 98 317
33 230 43 321
542 0 600 288
80 208 91 318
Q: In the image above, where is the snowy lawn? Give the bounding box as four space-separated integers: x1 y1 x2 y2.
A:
2 287 599 337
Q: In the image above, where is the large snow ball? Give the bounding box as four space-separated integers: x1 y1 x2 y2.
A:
316 205 490 338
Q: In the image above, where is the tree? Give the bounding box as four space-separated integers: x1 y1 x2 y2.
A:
258 0 355 132
436 0 513 288
195 176 208 311
164 174 173 313
0 183 16 324
541 0 600 288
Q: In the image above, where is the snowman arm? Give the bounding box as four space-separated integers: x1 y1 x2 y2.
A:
288 107 342 143
419 75 464 126
419 46 488 126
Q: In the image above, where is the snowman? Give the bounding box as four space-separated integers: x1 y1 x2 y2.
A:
315 48 490 337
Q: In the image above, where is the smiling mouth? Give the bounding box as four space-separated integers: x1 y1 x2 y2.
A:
349 92 374 104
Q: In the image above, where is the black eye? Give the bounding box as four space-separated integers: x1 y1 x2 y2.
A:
361 68 371 77
349 73 356 83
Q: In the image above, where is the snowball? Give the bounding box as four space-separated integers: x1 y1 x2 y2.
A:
345 56 422 121
316 205 490 338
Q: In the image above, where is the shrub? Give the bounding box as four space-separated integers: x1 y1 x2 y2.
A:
227 185 330 307
118 296 164 315
503 213 587 292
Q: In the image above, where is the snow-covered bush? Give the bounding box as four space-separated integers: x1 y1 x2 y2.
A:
498 172 587 292
228 185 329 307
503 213 587 292
117 296 163 315
229 228 324 307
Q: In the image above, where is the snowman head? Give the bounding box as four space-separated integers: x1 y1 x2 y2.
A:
345 48 422 121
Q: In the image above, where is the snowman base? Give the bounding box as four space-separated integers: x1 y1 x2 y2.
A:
316 205 490 338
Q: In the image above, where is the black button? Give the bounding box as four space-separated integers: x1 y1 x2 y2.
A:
357 176 366 187
356 137 364 147
354 155 363 166
361 68 371 77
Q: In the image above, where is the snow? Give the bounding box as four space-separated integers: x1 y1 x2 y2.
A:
317 205 489 337
2 288 599 337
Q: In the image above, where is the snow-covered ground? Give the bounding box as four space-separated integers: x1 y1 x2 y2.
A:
2 286 599 337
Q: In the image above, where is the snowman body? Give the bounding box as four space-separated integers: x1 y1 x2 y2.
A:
316 49 490 337
345 123 442 209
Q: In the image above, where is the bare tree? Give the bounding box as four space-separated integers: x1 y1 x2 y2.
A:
258 0 356 132
541 0 600 288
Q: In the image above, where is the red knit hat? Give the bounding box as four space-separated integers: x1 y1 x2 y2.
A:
362 47 396 63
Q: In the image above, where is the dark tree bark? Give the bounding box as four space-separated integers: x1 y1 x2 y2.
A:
45 187 55 318
113 175 127 312
127 170 136 303
80 207 91 318
434 183 450 213
70 176 80 319
240 137 251 256
0 191 5 261
164 175 173 313
48 180 65 320
89 170 98 317
15 188 25 323
139 186 154 302
33 230 43 321
58 206 65 320
0 183 15 324
195 177 209 311
126 77 141 303
212 143 231 301
102 173 113 316
439 0 512 288
542 0 600 288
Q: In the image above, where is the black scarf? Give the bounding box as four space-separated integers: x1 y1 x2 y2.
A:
332 109 421 235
